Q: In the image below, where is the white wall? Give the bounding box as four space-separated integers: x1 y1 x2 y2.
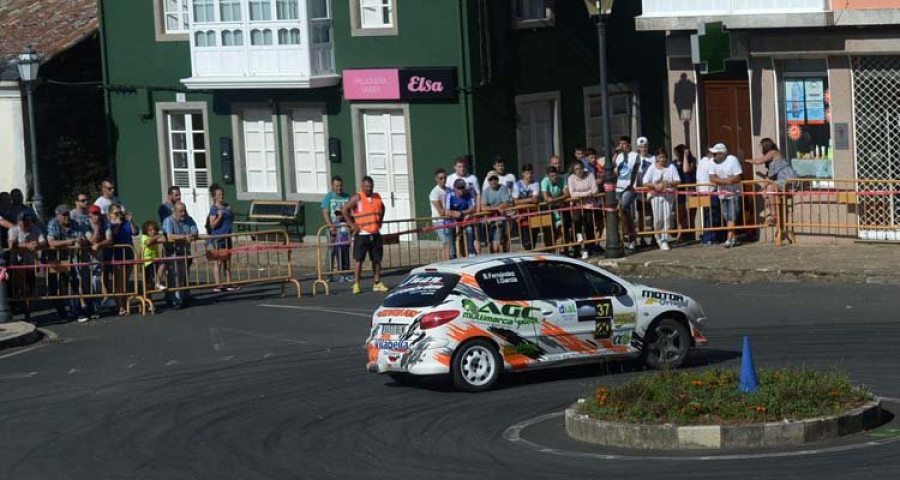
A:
0 82 27 194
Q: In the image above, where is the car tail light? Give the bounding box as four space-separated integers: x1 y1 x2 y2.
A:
420 310 460 330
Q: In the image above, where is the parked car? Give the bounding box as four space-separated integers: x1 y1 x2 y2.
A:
366 253 708 391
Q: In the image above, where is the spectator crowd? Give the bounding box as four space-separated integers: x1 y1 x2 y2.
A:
0 179 238 322
1 136 796 315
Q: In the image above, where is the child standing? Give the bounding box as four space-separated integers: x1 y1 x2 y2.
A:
141 220 167 291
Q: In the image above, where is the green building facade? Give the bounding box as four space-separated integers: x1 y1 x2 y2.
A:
99 0 664 235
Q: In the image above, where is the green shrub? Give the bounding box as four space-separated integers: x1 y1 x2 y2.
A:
579 368 873 425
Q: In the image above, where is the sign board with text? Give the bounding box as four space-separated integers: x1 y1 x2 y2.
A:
343 68 458 102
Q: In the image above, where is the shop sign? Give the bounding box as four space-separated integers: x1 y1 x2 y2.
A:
343 68 458 102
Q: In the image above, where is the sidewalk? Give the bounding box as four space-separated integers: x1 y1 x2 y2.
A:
596 242 900 285
0 322 40 351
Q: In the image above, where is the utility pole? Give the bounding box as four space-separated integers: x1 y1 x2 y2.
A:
589 2 623 258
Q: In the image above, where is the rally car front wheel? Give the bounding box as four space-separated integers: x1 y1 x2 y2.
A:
643 318 690 370
452 339 501 392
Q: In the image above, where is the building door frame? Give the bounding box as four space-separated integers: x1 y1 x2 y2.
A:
155 101 213 233
515 91 562 174
702 79 753 178
350 103 416 228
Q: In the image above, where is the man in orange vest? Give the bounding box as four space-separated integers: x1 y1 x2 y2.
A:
341 176 389 294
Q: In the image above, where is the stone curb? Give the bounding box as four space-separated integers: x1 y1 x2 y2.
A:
565 398 883 450
0 322 41 351
595 259 900 286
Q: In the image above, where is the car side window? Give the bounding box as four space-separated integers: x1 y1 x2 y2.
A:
475 265 530 301
583 269 624 297
523 261 594 300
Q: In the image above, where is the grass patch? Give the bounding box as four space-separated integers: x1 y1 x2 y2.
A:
579 368 873 425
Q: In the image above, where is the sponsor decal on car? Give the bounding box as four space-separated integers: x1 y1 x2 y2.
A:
641 290 689 308
376 309 419 318
373 340 410 352
613 332 632 346
461 299 539 327
613 313 637 329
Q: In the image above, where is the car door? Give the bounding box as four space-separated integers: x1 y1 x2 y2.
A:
580 267 639 353
522 260 602 362
469 264 541 370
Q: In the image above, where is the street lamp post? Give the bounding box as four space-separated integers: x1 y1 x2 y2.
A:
586 1 623 258
17 46 42 220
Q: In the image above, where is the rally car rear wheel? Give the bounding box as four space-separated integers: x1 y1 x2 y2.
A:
643 318 690 370
452 339 501 392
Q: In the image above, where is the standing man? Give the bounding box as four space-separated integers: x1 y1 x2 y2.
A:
481 174 513 253
94 178 125 214
158 186 181 225
444 179 478 259
513 164 541 250
614 136 640 251
70 193 90 226
709 143 744 248
46 204 90 322
162 201 199 309
696 149 717 246
341 176 388 295
429 169 450 260
85 204 113 317
482 156 516 192
446 156 480 203
541 166 570 251
321 176 352 282
575 146 595 176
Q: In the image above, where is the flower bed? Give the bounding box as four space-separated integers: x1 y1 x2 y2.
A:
579 368 873 426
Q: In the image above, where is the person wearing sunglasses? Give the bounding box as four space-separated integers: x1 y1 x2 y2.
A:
93 178 125 215
70 193 90 226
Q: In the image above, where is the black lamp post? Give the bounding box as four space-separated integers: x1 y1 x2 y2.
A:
585 0 623 258
17 46 42 220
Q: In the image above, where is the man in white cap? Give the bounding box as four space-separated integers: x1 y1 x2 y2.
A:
634 136 655 246
613 136 639 251
708 143 743 248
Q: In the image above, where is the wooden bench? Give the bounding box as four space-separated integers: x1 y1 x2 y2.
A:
233 200 305 240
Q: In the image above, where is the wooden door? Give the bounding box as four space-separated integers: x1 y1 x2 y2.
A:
704 80 753 180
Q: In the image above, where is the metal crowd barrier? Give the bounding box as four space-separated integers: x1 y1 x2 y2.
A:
6 244 145 319
781 179 900 243
310 183 783 294
141 229 301 312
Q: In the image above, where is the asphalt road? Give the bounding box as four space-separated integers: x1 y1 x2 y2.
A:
1 277 899 480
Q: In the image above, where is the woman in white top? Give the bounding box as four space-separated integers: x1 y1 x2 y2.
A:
641 148 681 251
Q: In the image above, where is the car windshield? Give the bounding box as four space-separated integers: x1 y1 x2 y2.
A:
382 272 460 308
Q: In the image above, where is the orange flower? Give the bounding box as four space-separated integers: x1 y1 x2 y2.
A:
691 380 704 386
828 390 842 397
755 405 768 413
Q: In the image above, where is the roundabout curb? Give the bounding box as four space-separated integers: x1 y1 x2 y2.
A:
565 398 884 450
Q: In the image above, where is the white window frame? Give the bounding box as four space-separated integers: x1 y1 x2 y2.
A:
281 103 331 201
232 104 283 200
350 0 398 37
154 0 190 42
350 103 416 217
582 84 641 158
155 102 212 203
512 0 555 29
515 91 562 173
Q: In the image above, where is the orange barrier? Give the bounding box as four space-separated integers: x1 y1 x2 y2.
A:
6 244 145 319
142 229 301 312
781 179 900 243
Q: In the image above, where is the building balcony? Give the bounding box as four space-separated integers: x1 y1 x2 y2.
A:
181 0 338 89
637 0 832 30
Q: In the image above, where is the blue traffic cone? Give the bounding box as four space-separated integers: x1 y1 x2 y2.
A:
738 336 759 393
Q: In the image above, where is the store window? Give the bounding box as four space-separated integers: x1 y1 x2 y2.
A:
234 107 281 198
777 59 832 180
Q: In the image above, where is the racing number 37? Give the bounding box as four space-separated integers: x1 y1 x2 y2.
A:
576 299 614 339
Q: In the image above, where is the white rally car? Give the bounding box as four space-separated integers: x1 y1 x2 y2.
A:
366 253 708 392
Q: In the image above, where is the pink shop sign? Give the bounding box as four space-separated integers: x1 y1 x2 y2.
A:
342 69 401 100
